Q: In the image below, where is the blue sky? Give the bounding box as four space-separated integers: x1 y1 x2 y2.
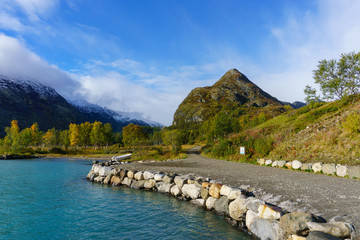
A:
0 0 360 125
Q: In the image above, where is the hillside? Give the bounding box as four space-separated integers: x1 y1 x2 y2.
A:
0 75 159 134
173 69 286 126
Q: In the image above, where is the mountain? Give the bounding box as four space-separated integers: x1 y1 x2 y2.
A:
0 75 160 134
173 69 285 125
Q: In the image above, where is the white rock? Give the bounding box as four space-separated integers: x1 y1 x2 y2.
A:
307 222 351 238
92 164 102 174
174 175 188 188
228 188 246 200
258 204 282 219
170 185 181 196
127 170 135 179
277 161 287 168
154 173 165 181
265 159 273 166
312 162 323 173
285 161 293 168
182 184 201 199
228 196 247 220
190 198 205 206
272 161 279 167
99 166 112 177
134 171 144 181
144 179 156 189
143 171 155 180
301 163 312 171
246 209 260 231
336 165 348 177
292 160 303 170
258 159 265 165
250 219 283 240
156 182 173 193
122 177 132 186
220 185 233 196
205 197 217 210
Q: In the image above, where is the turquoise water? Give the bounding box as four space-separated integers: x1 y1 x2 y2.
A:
0 159 252 240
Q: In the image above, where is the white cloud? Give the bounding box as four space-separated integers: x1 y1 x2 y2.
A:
13 0 59 21
0 34 79 98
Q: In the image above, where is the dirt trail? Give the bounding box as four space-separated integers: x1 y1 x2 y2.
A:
121 153 360 229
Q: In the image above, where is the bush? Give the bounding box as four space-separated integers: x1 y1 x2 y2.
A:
211 139 234 157
342 112 360 133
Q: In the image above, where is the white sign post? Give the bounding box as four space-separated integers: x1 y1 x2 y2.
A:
240 146 245 155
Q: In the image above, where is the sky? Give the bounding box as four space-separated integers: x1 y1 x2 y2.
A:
0 0 360 125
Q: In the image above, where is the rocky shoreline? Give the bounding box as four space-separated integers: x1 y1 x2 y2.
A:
86 162 357 240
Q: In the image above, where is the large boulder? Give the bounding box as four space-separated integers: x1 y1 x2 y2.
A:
322 164 336 175
258 204 282 220
122 177 132 186
182 184 201 199
134 171 144 181
99 166 112 177
246 197 265 212
277 161 287 168
103 174 113 185
162 175 174 183
143 171 155 180
205 197 217 210
144 179 156 189
154 173 165 181
131 180 146 189
209 183 222 199
127 170 135 179
307 222 352 238
280 212 323 236
265 159 273 166
174 175 188 188
156 182 173 193
336 165 348 177
110 176 122 186
250 219 283 240
306 231 342 240
213 196 229 216
92 164 102 174
312 162 323 173
119 169 128 180
201 187 209 200
246 209 260 231
301 164 312 171
190 198 205 207
228 196 247 221
348 166 360 179
170 185 181 197
292 160 303 170
87 171 97 181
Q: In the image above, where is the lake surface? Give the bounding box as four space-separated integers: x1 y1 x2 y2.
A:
0 158 252 239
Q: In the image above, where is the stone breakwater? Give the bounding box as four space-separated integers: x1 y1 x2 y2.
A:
87 163 357 240
257 159 360 179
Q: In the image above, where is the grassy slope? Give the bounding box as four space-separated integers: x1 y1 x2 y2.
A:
220 95 360 165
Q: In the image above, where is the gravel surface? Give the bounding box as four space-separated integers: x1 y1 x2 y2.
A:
118 153 360 229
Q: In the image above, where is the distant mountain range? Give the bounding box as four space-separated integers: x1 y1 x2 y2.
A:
173 69 305 125
0 75 161 134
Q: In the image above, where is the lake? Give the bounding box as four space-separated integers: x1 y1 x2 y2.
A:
0 158 252 239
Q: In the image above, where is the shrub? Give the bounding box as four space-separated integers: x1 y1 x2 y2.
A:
342 112 360 133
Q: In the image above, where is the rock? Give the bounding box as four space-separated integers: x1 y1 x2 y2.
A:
277 161 286 167
220 185 233 196
201 187 209 200
312 162 323 173
280 212 323 236
265 159 273 166
143 171 155 180
127 170 135 179
301 164 312 171
348 166 360 179
286 161 293 168
291 235 306 240
306 231 342 240
119 169 127 180
92 164 101 173
182 184 201 199
190 198 205 207
174 175 188 188
246 197 265 212
228 195 247 220
246 209 260 231
209 183 222 199
205 197 217 210
87 171 97 181
122 177 132 186
162 175 174 183
131 180 146 189
322 164 336 175
170 185 181 196
307 222 351 238
250 218 283 240
144 179 156 189
103 174 112 185
272 161 279 167
336 165 348 177
202 182 212 188
228 188 246 200
94 176 104 183
258 204 282 219
292 160 303 170
213 196 229 216
134 171 144 181
154 173 165 181
110 176 122 186
99 166 112 177
156 182 173 193
258 159 265 165
111 168 121 176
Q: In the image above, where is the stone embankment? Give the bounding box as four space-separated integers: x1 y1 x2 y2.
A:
86 163 357 240
257 159 360 179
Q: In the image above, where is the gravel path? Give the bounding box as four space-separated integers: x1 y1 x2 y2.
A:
120 152 360 229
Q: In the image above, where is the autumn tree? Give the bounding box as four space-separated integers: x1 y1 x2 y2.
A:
79 122 92 147
122 124 147 147
103 123 113 146
90 121 105 147
59 130 70 148
69 123 80 147
20 128 33 147
161 129 182 153
30 123 42 146
43 128 57 147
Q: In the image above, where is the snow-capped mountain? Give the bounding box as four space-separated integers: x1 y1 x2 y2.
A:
0 75 161 133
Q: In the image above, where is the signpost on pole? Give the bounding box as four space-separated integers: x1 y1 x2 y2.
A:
240 146 245 155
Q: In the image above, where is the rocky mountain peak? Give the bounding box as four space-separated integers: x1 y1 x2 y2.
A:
172 69 284 125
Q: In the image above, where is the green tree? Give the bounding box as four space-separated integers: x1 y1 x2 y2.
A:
103 123 113 146
161 129 182 153
20 128 33 147
311 51 360 100
43 128 57 147
304 85 319 104
59 130 70 148
79 122 92 147
122 124 147 147
90 121 105 147
30 122 42 146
